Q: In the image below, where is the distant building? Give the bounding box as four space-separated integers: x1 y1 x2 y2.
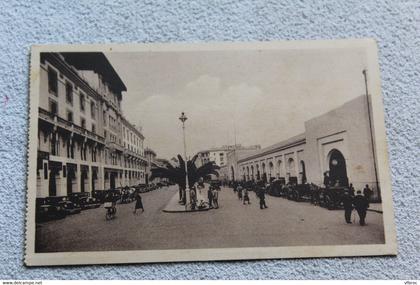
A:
236 95 381 201
36 52 147 198
195 144 261 168
144 147 157 185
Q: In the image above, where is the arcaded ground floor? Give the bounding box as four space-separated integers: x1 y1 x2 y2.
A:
35 185 385 252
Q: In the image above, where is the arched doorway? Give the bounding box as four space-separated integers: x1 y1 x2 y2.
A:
328 149 348 187
269 161 274 181
230 166 235 181
299 160 307 184
256 164 261 181
277 160 282 178
287 158 295 182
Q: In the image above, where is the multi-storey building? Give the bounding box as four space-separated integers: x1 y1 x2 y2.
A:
36 52 147 198
195 144 261 168
144 147 157 185
122 117 147 187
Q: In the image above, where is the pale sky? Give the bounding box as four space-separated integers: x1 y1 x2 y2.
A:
106 48 367 159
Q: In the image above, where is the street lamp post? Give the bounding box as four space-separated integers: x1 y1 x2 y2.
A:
179 112 190 206
363 70 381 202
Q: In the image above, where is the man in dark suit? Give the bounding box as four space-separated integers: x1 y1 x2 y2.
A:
353 190 369 226
341 190 353 224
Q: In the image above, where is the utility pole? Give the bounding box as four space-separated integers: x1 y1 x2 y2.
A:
363 69 381 202
179 112 190 205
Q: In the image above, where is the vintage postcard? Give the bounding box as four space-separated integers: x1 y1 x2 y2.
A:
25 39 397 266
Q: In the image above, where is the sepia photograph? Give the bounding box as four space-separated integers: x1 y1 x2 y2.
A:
25 39 397 266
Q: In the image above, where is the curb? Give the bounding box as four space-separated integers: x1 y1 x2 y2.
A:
162 207 212 213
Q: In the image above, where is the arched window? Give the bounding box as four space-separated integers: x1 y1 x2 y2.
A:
277 160 282 177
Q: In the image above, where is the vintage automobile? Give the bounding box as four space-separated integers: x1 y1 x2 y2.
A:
317 185 349 210
120 187 136 203
45 196 82 216
267 178 286 197
36 197 66 222
60 200 82 215
285 183 315 202
92 189 121 204
68 192 100 210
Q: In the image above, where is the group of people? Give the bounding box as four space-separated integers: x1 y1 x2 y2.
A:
103 189 144 217
233 181 268 209
207 184 220 209
341 188 370 226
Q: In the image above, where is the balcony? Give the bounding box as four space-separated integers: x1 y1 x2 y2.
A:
124 148 147 162
39 108 105 144
107 141 124 152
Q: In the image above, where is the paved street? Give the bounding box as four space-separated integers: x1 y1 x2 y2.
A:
36 185 385 252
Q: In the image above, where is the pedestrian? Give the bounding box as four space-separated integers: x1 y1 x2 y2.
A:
363 184 373 201
243 187 251 205
353 190 369 226
323 172 330 188
133 191 144 214
341 191 353 224
190 187 197 210
207 186 213 207
258 185 268 209
349 183 355 196
212 187 219 209
237 185 243 200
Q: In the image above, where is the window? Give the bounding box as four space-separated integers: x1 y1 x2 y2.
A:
103 111 107 125
49 99 58 115
90 101 95 119
92 124 96 134
43 163 48 179
65 82 73 104
80 93 85 112
67 111 73 123
48 67 58 95
80 118 86 129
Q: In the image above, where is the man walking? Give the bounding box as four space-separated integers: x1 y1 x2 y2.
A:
243 185 251 205
363 184 373 201
341 190 353 224
207 185 213 207
212 187 219 209
353 190 369 226
257 183 268 209
133 191 144 214
237 185 243 200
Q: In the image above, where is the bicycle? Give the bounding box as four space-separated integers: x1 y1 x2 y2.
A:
104 202 117 220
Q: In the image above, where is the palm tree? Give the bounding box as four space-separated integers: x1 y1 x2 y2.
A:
150 154 220 203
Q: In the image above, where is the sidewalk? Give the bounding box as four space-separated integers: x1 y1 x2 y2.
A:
162 188 211 213
367 203 383 213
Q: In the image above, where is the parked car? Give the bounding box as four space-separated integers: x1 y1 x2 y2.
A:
59 200 82 215
120 187 136 203
318 185 349 210
36 198 66 222
267 178 286 197
68 192 100 210
80 196 101 209
93 189 121 204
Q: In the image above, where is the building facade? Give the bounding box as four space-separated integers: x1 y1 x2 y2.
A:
236 95 381 201
195 144 260 168
36 52 147 198
144 147 157 185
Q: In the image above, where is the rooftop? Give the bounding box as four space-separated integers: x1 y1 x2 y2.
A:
60 52 127 96
238 133 306 163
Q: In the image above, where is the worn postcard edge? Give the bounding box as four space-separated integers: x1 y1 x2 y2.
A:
24 38 397 266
